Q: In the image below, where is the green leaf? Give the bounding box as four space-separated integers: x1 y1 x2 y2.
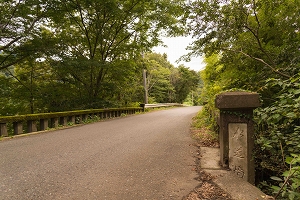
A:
286 157 294 164
293 90 300 95
271 185 281 193
288 192 295 200
286 112 296 118
283 171 291 177
292 181 300 190
291 154 299 158
270 176 283 181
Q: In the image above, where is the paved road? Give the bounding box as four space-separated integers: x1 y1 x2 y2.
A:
0 106 202 200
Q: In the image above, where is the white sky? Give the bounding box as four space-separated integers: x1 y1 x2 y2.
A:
152 36 206 72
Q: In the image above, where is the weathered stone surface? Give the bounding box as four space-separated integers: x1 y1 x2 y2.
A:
27 120 37 133
215 92 260 109
201 147 267 200
0 123 8 137
216 92 260 184
13 121 23 135
229 123 248 181
40 119 48 131
200 147 222 170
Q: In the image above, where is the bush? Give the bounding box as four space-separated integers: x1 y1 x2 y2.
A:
254 76 300 198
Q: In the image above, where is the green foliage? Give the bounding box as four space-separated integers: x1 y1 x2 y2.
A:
120 113 127 117
193 106 218 134
270 154 300 200
254 75 300 197
199 54 224 103
41 0 186 108
173 65 200 103
144 53 175 103
186 0 300 197
192 108 219 142
82 115 101 124
195 54 223 132
185 0 300 80
143 53 200 104
0 0 196 114
0 73 27 115
1 0 62 71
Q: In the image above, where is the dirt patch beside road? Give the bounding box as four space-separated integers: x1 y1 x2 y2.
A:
183 128 233 200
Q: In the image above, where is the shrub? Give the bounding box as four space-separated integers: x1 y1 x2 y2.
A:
254 76 300 198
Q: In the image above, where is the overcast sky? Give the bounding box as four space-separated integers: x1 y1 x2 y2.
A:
152 36 206 72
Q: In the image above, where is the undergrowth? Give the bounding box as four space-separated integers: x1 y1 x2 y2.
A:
191 107 219 147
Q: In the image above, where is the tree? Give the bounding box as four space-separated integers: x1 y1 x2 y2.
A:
185 0 300 80
173 65 199 103
0 0 188 113
143 53 174 103
0 72 24 116
0 0 56 70
138 53 200 104
185 0 300 106
186 0 300 196
43 0 186 108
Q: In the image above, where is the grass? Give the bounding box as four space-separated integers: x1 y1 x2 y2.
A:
191 109 219 147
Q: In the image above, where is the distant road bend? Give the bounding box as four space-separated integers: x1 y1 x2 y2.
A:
0 106 202 200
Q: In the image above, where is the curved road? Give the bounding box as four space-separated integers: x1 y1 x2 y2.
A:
0 106 202 200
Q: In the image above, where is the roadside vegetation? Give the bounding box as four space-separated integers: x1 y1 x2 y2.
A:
191 107 219 148
186 1 300 199
0 0 200 116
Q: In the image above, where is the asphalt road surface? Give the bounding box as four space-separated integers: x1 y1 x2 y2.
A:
0 106 202 200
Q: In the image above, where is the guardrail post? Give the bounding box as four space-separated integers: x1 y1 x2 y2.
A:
0 123 8 137
107 111 111 118
13 121 23 135
40 119 48 131
60 116 68 126
27 120 37 133
215 92 260 184
51 118 59 128
69 116 75 124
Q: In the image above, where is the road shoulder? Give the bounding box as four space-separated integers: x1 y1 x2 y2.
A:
183 125 268 200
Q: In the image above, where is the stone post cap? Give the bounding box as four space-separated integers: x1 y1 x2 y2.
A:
215 92 260 110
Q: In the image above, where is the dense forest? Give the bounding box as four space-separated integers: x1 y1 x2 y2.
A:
0 0 199 115
1 0 299 199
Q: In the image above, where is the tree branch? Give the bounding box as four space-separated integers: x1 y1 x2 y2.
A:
5 68 31 91
0 55 29 70
238 50 291 79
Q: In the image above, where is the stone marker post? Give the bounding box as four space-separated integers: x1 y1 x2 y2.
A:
215 92 260 184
